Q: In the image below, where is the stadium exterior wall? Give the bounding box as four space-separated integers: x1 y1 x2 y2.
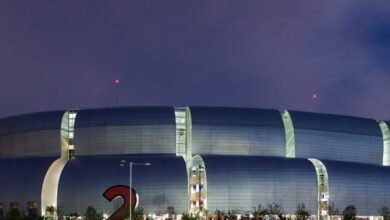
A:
57 155 188 215
201 156 318 213
323 160 390 215
0 111 63 157
74 107 176 156
190 107 286 157
287 110 383 165
0 157 56 215
0 107 389 218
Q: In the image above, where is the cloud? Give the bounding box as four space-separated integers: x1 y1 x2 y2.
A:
0 0 390 119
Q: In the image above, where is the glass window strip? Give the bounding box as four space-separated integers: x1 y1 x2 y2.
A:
175 107 187 157
308 158 329 219
282 110 296 158
379 121 390 166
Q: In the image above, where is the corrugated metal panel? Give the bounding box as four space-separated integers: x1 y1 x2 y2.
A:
74 107 174 128
0 130 61 157
191 107 285 156
0 111 63 136
289 111 381 137
0 111 63 157
74 125 175 156
289 111 383 165
58 155 187 215
202 156 317 214
74 107 176 155
323 160 390 215
295 130 382 165
190 107 284 127
0 157 56 215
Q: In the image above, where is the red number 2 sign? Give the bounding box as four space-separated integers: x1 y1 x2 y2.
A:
103 185 138 220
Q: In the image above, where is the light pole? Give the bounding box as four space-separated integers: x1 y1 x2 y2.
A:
121 161 151 220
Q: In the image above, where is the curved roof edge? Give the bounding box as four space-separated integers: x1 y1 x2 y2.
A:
189 106 283 127
287 110 382 137
0 106 387 136
75 106 175 127
0 110 64 136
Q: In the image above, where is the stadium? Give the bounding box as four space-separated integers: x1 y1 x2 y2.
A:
0 106 390 219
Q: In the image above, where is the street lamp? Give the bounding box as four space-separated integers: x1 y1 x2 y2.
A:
120 160 151 220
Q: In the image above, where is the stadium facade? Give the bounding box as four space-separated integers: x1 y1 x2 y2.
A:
0 106 390 219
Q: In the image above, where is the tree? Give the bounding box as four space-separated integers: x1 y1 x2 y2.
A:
5 208 21 220
379 206 390 220
253 205 269 220
84 206 103 220
214 209 226 220
166 206 176 220
226 210 238 220
45 206 56 216
198 208 208 220
342 205 356 220
181 213 200 220
328 202 339 216
127 208 144 220
295 203 310 220
167 206 176 215
69 212 79 220
56 206 64 220
266 203 284 220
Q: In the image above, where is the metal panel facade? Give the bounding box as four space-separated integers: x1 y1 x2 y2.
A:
0 107 389 218
58 155 187 215
0 111 63 157
289 111 383 165
74 107 176 155
191 107 285 156
202 156 317 214
0 157 56 215
323 160 390 215
0 111 63 136
0 130 61 157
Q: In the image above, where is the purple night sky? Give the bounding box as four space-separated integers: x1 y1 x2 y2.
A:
1 1 390 119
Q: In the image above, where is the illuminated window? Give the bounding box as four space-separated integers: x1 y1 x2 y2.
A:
174 107 187 158
61 111 78 159
282 110 295 158
67 112 77 159
308 158 329 219
68 145 75 158
188 156 207 213
379 121 390 166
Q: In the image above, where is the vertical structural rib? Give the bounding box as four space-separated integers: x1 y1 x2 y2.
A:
308 158 329 220
186 107 193 160
379 121 390 166
174 107 192 161
41 110 78 215
282 110 296 158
